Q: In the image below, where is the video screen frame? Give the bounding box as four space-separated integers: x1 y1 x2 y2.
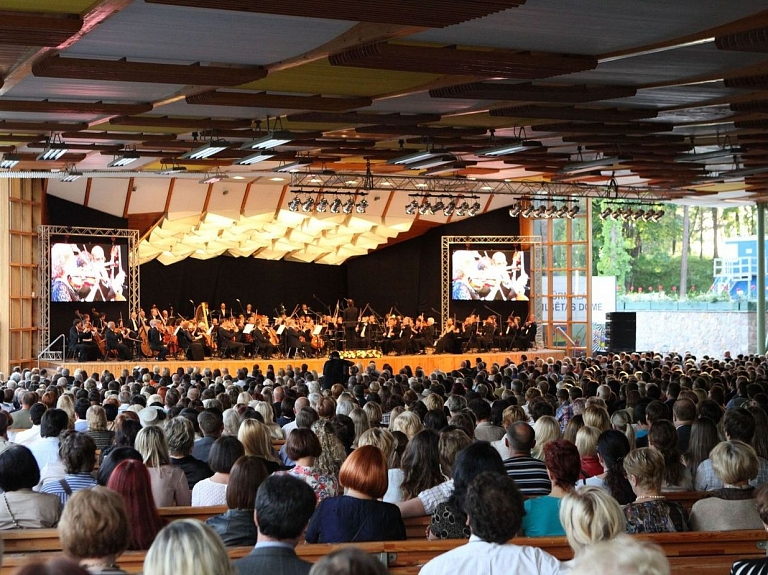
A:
450 248 530 301
50 242 129 303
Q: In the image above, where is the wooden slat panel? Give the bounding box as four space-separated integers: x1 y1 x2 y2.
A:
430 82 638 103
0 100 152 115
187 91 373 112
144 0 527 28
33 54 266 86
490 104 658 122
0 12 82 46
330 43 597 79
286 112 441 125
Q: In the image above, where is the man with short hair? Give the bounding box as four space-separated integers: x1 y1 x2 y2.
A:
15 402 47 445
502 421 551 496
470 398 505 442
193 409 223 464
672 398 696 452
235 474 317 575
419 472 563 575
11 391 36 430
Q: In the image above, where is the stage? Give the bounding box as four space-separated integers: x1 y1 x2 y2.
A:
42 349 566 378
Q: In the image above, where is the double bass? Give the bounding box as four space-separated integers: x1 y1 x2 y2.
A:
138 318 152 357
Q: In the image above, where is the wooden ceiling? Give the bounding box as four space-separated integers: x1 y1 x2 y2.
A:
3 0 768 261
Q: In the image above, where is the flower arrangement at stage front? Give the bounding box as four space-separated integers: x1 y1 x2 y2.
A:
340 349 383 360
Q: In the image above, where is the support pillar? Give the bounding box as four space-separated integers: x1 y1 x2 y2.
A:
757 202 766 355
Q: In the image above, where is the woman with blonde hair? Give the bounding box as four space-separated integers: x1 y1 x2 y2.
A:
532 415 560 460
570 534 670 575
583 405 611 432
611 409 636 450
576 426 603 478
85 405 115 451
349 408 370 448
423 394 444 412
362 402 382 428
237 419 282 474
144 519 235 575
134 426 190 507
391 411 423 442
236 391 252 406
250 401 284 441
56 394 76 427
560 486 625 558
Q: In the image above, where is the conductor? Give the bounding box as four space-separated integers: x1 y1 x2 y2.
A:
342 298 359 350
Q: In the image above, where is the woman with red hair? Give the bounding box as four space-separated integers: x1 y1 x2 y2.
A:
304 445 406 543
107 459 166 550
522 439 582 537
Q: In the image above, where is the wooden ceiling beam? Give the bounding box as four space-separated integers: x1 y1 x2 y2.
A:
186 91 372 112
490 104 658 122
33 54 267 86
109 116 252 130
0 121 87 132
0 11 82 47
0 99 153 116
330 42 597 79
61 132 177 142
286 111 441 125
430 82 637 103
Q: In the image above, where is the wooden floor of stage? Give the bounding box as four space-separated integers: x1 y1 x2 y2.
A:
44 349 565 377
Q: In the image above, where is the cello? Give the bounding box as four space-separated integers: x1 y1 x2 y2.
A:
138 318 152 358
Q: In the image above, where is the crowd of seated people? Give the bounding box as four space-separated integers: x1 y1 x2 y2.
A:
1 349 768 574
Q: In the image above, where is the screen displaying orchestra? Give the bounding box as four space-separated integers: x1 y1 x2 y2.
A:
451 248 529 301
51 242 128 303
66 300 537 362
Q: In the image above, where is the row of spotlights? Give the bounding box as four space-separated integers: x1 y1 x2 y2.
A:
288 195 368 214
599 207 664 222
509 204 580 219
405 198 481 217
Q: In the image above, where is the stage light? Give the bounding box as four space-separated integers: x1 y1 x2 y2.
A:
432 199 445 214
316 198 329 212
288 197 301 212
468 201 481 216
342 198 355 214
180 139 230 160
330 198 342 213
634 209 645 220
419 200 432 215
521 206 535 218
356 199 368 213
566 205 580 219
600 208 612 219
651 209 664 222
443 200 455 217
534 205 547 218
405 199 419 215
556 205 569 218
508 205 521 217
301 197 315 212
456 201 470 217
545 205 558 218
0 153 20 169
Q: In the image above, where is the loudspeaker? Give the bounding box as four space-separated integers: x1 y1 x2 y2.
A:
606 312 636 352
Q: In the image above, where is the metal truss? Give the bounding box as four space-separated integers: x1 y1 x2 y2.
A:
441 236 542 335
291 172 672 202
38 226 139 357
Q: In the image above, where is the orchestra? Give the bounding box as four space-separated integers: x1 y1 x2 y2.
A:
65 299 536 362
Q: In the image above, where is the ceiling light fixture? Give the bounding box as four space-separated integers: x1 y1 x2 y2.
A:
316 198 329 212
387 149 442 166
301 197 315 212
158 164 187 175
107 149 140 167
330 198 343 213
342 198 355 214
272 158 312 173
674 147 743 163
356 199 368 213
37 141 68 161
240 131 298 150
198 169 229 184
60 168 83 182
0 152 20 169
407 155 456 170
180 139 230 160
235 151 275 165
478 140 543 157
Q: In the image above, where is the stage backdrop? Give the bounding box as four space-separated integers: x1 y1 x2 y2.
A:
46 198 520 330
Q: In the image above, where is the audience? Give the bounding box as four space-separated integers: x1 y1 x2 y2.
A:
134 426 191 507
39 431 98 505
191 435 244 507
309 548 388 575
570 534 671 575
305 445 406 543
0 444 61 529
583 429 636 504
144 519 235 575
502 421 551 496
647 420 693 492
419 472 564 575
165 417 212 490
560 486 625 561
280 428 339 502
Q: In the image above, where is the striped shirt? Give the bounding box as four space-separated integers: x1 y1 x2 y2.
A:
40 473 98 505
503 455 551 496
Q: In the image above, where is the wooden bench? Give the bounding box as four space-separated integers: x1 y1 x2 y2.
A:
2 530 765 575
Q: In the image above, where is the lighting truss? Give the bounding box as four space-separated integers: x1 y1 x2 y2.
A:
405 193 481 217
287 191 368 214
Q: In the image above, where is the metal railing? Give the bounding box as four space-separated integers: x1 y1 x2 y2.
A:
37 333 66 364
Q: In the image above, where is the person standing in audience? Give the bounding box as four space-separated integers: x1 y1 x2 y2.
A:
623 447 689 533
690 441 764 531
58 487 130 574
420 472 565 575
234 474 317 575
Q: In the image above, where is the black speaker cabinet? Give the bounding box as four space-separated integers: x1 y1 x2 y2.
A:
606 312 636 352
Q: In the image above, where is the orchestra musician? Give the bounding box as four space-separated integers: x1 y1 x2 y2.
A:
501 315 520 351
177 321 205 361
105 321 132 360
434 318 459 354
412 317 436 353
218 318 244 359
519 314 538 350
392 317 415 355
75 320 99 361
252 319 278 359
148 319 169 360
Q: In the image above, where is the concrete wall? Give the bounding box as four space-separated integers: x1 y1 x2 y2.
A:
633 311 760 357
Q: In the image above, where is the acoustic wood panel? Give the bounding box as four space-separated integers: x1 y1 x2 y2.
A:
730 100 768 113
430 82 637 103
0 99 152 115
286 112 441 125
145 0 527 28
0 121 87 132
532 122 673 134
330 43 597 79
490 104 658 122
716 27 768 53
724 74 768 89
109 117 252 130
0 12 82 47
33 54 267 86
61 132 178 142
355 125 488 136
187 91 372 111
